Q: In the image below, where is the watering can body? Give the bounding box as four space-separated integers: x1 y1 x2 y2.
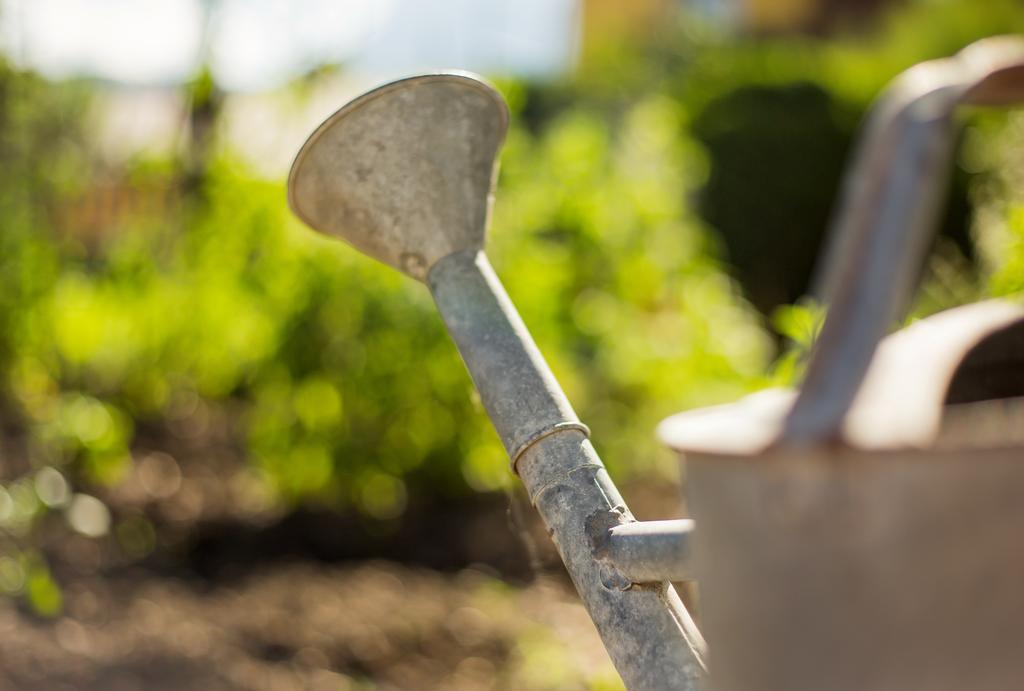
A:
660 38 1024 691
665 303 1024 691
688 446 1024 691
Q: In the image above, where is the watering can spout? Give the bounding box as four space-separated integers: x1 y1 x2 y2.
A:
287 72 509 281
287 72 707 689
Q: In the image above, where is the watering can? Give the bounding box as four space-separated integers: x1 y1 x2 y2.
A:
288 73 705 689
288 36 1024 691
660 36 1024 691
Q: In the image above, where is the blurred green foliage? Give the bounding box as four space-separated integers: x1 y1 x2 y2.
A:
690 82 855 313
972 113 1024 298
668 0 1024 314
2 0 1024 618
1 81 772 509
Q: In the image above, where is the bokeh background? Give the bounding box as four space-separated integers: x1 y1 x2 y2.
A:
2 0 1024 688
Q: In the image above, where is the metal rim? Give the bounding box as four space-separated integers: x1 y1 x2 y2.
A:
286 71 510 233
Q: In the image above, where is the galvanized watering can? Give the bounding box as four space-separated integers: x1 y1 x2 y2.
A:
289 36 1024 691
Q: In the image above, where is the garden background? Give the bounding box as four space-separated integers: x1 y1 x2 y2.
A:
2 0 1024 688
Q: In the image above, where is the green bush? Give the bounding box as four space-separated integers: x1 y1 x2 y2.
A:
0 69 772 548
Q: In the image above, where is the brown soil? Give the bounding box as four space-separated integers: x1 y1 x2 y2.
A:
0 561 620 690
0 429 685 690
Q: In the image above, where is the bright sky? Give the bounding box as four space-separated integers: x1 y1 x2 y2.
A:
0 0 579 91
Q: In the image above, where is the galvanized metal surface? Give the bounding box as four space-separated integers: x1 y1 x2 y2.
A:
288 72 507 281
659 300 1024 453
659 36 1024 691
430 249 706 689
688 445 1024 691
289 74 706 690
428 250 589 464
596 519 695 584
786 36 1024 444
664 306 1024 691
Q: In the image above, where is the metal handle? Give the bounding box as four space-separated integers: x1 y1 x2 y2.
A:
783 36 1024 445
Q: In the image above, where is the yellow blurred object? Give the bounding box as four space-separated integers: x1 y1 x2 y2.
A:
580 0 672 66
742 0 817 31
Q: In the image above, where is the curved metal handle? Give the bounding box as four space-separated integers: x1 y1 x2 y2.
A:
783 37 1024 445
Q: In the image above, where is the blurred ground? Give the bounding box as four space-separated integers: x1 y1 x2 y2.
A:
0 426 691 690
0 562 620 690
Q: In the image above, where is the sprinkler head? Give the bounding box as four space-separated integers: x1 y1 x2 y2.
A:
288 72 509 281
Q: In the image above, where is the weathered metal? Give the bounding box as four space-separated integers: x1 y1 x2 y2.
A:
290 73 706 690
288 72 507 282
659 301 1024 454
596 519 695 584
660 37 1024 691
428 250 590 463
786 35 1024 445
685 442 1024 691
428 248 706 689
